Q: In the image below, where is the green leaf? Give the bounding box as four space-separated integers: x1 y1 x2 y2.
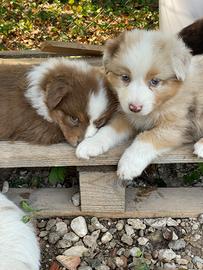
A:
48 167 66 185
20 200 36 212
22 215 31 223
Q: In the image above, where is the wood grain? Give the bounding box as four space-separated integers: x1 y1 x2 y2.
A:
79 170 125 212
41 41 103 56
7 187 203 218
0 141 202 168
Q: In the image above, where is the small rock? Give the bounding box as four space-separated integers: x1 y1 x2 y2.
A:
115 257 124 268
158 249 177 262
121 234 133 246
71 192 80 207
57 239 72 249
167 218 178 227
48 232 60 244
125 224 134 236
176 258 188 265
116 220 124 231
192 223 199 230
117 248 125 256
39 231 48 238
46 219 56 231
164 262 177 269
146 218 167 229
56 255 81 270
56 221 68 237
192 256 203 265
163 228 173 241
95 265 110 270
37 220 47 229
130 247 142 257
198 213 203 224
101 232 112 244
152 250 159 259
63 232 79 243
127 219 146 230
91 217 107 232
172 232 178 241
78 267 92 270
168 239 186 251
64 246 88 257
83 230 100 249
137 237 149 246
71 216 88 238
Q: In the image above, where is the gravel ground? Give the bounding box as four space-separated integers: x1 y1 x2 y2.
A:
36 215 203 270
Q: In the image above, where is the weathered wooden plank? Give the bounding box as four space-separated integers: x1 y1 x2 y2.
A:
0 50 61 58
79 170 125 212
0 141 202 168
41 41 103 56
7 187 203 218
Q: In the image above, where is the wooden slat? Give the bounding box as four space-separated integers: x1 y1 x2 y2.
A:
41 41 103 56
0 141 202 168
7 187 203 218
79 170 125 212
0 50 63 58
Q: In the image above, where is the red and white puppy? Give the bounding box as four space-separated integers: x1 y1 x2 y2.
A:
77 29 203 181
0 58 117 146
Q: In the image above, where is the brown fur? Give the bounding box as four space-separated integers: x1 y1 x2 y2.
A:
0 63 118 146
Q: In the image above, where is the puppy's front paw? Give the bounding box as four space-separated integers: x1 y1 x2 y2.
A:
194 140 203 158
117 150 144 181
76 138 107 159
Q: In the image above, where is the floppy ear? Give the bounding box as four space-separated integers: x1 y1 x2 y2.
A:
171 38 191 81
45 78 69 110
103 32 125 70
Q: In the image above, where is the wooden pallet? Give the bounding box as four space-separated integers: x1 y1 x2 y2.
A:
1 45 203 218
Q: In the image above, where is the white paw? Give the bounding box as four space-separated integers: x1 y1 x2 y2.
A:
193 141 203 158
117 149 146 181
76 138 108 159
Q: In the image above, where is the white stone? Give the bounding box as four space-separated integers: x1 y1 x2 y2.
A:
167 218 178 227
176 258 188 265
91 217 107 232
127 219 146 230
125 224 134 236
168 239 186 251
71 216 88 237
63 232 80 243
130 247 142 257
158 249 177 262
172 231 178 241
137 237 149 246
56 221 68 236
63 246 88 257
71 192 81 207
164 262 177 269
101 232 113 244
116 220 124 231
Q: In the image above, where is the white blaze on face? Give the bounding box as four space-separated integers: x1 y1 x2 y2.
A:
85 86 108 138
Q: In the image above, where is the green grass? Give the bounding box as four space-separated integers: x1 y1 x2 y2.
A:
0 0 158 50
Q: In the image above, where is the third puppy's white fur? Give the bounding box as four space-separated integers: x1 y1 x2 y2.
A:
0 193 40 270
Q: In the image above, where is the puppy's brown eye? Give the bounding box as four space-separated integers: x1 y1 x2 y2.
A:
121 74 130 82
69 116 79 126
149 78 160 87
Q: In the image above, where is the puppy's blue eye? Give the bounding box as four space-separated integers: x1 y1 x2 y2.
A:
150 78 160 87
121 74 130 82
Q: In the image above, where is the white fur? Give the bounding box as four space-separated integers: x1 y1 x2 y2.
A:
76 125 131 159
85 83 109 138
117 140 167 180
194 141 203 158
25 58 91 122
0 193 40 270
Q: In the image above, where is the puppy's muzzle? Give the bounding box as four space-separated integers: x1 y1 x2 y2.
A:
129 103 143 113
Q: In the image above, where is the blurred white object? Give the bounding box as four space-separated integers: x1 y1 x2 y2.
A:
159 0 203 33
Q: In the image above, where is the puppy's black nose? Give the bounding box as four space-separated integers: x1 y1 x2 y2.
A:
129 103 143 113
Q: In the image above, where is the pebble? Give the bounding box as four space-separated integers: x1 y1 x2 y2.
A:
63 232 79 243
148 218 167 229
176 258 188 265
46 219 57 231
38 220 47 229
48 232 60 244
198 213 203 224
57 239 72 249
125 224 134 236
116 220 124 231
168 239 186 251
163 228 173 241
172 231 178 241
78 267 92 270
164 262 177 269
115 257 124 267
71 192 81 207
71 217 88 238
121 234 133 245
101 232 112 244
167 218 178 227
127 219 146 230
91 217 107 232
83 230 100 249
192 256 203 265
130 247 142 257
192 223 199 230
56 255 81 270
63 246 88 257
158 249 177 262
137 237 149 246
56 221 68 236
39 231 48 238
95 265 110 270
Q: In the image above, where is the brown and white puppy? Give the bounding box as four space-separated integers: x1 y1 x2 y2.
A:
77 29 203 181
0 58 117 146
